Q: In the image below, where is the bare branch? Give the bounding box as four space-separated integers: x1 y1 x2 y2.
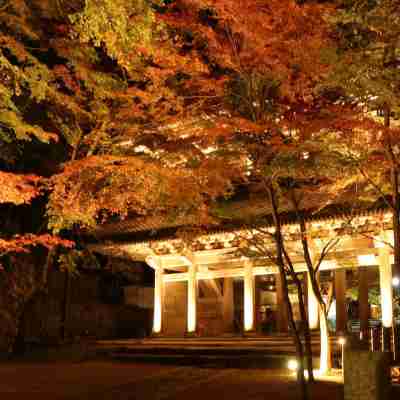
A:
358 167 394 210
315 238 340 273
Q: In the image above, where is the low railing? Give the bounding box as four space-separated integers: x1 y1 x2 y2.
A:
333 322 400 369
369 324 400 360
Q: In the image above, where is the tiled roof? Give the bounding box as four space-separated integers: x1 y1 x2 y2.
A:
87 190 388 242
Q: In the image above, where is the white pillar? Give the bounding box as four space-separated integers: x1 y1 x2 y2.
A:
187 263 197 333
378 247 393 328
308 272 319 329
152 265 164 334
244 261 255 332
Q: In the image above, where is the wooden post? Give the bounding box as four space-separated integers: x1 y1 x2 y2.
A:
223 277 234 333
146 257 165 335
335 269 347 334
358 267 370 342
243 261 255 332
275 272 288 333
377 247 393 351
152 266 164 334
187 263 198 334
255 276 261 333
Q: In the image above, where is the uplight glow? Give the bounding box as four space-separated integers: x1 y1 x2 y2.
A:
288 359 299 371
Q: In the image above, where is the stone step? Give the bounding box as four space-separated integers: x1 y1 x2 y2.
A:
105 346 324 356
95 336 340 359
109 351 322 369
95 335 341 369
97 335 339 344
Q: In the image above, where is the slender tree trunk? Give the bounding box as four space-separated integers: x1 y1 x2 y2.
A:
292 192 333 374
391 167 400 279
281 268 309 400
60 271 71 342
268 184 309 400
386 105 400 280
294 277 314 382
12 304 27 355
386 104 400 360
318 305 331 373
392 168 400 360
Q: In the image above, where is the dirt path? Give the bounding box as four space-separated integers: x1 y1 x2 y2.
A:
0 361 343 400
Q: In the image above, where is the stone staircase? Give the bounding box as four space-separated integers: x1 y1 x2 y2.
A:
95 334 340 369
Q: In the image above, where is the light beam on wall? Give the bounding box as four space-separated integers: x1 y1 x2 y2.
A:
378 249 393 328
357 254 376 265
153 267 163 334
308 273 319 329
244 262 255 332
187 264 197 333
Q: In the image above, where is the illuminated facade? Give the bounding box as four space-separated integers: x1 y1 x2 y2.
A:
91 209 397 338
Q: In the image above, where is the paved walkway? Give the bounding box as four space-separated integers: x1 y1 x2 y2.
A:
0 361 343 400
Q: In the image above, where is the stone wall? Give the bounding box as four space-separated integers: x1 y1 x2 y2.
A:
124 286 154 309
344 350 390 400
162 282 227 336
198 297 224 336
163 282 187 335
20 271 152 345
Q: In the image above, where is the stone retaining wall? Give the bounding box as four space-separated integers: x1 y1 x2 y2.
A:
344 349 390 400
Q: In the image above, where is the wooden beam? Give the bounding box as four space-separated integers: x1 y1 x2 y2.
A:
162 260 341 282
335 269 347 334
181 253 222 298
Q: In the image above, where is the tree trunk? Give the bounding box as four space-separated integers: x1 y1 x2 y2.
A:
318 305 331 374
391 166 400 279
385 106 399 360
12 306 27 356
290 198 332 374
386 104 400 280
286 264 314 381
12 293 43 355
294 278 314 382
60 271 71 342
268 184 309 400
390 164 400 361
279 268 309 400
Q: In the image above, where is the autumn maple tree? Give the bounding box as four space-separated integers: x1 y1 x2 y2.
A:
2 0 398 382
325 0 400 274
0 0 339 386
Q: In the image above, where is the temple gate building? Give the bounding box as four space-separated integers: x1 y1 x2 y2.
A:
90 208 399 341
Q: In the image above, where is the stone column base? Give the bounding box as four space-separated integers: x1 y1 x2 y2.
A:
243 330 258 337
184 331 199 338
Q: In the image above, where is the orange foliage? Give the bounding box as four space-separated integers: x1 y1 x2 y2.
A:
0 234 74 256
160 0 333 100
0 172 42 205
48 155 240 231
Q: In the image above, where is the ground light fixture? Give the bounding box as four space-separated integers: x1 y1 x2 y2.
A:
288 359 299 372
338 337 346 346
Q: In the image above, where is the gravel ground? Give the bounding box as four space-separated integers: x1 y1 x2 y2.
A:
0 361 345 400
